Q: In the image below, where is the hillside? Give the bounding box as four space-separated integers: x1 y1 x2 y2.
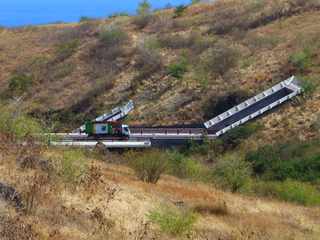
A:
0 0 319 140
1 0 320 239
0 143 319 240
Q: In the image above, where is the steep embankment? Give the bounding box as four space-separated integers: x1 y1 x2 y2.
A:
0 144 319 240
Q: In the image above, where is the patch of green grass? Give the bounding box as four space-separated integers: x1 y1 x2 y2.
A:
252 180 320 206
57 149 88 184
289 48 313 72
148 207 197 236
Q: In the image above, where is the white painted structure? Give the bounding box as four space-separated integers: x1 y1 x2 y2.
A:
51 140 151 148
76 100 134 132
204 76 302 137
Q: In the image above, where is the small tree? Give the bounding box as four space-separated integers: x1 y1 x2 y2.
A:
8 74 33 96
137 0 151 15
131 150 168 184
167 151 205 180
167 55 188 79
99 26 128 47
55 39 80 61
289 48 312 72
199 41 238 77
174 5 188 18
134 0 153 29
211 154 252 192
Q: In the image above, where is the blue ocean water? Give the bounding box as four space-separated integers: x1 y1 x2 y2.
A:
0 0 191 27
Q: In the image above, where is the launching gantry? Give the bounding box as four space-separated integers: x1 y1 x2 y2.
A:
52 76 302 148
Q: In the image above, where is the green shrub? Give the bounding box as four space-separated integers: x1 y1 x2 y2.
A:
148 207 197 235
300 76 317 97
289 48 312 72
158 32 203 50
0 105 44 140
167 151 206 180
253 180 320 206
132 14 154 29
11 116 44 140
246 140 320 182
99 26 128 47
55 39 79 61
142 36 161 50
174 5 188 18
135 39 162 79
167 56 188 79
211 154 252 192
245 33 280 50
56 27 85 44
79 16 96 22
8 74 33 96
90 26 128 76
130 150 168 184
199 41 238 77
109 12 130 18
51 63 75 79
221 123 261 150
57 149 88 184
185 138 225 158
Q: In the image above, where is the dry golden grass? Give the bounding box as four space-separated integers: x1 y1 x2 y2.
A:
1 145 320 240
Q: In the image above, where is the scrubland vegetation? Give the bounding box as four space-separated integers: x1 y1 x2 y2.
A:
1 0 320 239
148 207 197 235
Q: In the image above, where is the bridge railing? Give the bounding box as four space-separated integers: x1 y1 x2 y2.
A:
214 89 301 137
204 76 302 130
